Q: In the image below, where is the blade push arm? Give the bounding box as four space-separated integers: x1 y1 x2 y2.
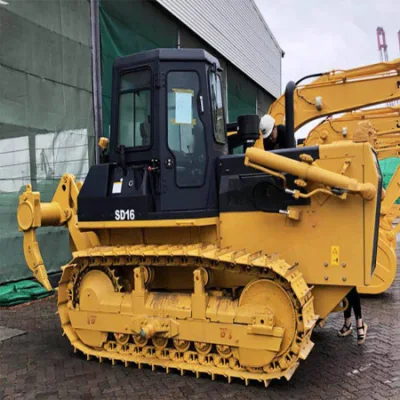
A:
244 147 376 201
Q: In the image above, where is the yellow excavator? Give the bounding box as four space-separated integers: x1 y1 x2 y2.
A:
303 106 400 151
229 59 400 295
16 49 386 386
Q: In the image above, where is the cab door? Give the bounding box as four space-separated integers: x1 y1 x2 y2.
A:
158 63 212 213
108 63 161 215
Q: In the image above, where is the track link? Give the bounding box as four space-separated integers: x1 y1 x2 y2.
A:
57 243 318 387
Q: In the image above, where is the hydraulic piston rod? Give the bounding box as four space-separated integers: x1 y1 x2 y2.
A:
245 147 376 200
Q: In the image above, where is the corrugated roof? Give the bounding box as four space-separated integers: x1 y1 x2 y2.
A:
155 0 283 98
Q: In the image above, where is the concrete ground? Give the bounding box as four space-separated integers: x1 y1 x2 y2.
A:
1 257 400 400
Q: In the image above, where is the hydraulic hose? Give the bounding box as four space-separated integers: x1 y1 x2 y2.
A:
295 73 325 86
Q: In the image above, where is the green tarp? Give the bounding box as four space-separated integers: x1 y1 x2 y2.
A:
0 280 54 307
227 64 257 123
379 157 400 189
99 0 178 138
379 157 400 204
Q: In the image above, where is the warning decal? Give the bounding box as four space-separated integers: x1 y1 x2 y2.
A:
330 246 340 266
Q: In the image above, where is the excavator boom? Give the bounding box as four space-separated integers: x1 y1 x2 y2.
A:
268 58 400 132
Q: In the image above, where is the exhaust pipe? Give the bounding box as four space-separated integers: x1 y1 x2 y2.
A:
284 81 296 148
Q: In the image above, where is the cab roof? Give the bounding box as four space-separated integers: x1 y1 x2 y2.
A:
114 48 221 70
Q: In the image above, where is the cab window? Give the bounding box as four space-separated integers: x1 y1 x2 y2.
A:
167 71 206 187
209 71 226 144
118 69 151 148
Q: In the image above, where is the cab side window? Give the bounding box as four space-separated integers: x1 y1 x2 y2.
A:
209 71 226 144
118 69 152 148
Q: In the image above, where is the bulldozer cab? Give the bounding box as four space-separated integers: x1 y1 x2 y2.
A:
79 49 227 221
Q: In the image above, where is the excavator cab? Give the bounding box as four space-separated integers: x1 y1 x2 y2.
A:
79 49 228 222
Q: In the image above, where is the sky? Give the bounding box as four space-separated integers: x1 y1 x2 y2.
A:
254 0 399 138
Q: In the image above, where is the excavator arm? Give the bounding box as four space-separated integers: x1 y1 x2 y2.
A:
268 59 400 132
375 145 400 159
303 106 400 147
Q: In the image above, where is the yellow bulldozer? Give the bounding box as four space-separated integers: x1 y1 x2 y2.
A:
17 49 389 386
